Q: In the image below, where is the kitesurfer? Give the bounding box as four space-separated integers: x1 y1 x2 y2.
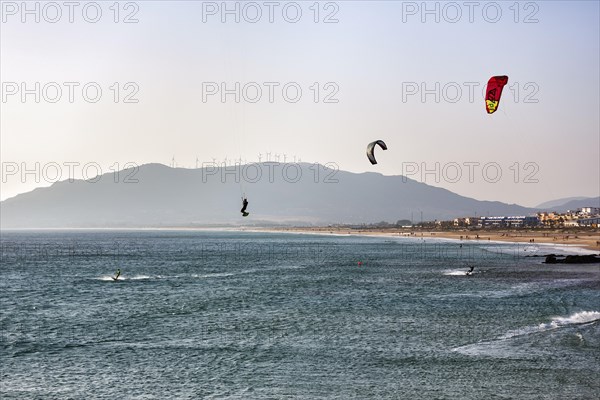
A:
466 265 475 276
112 268 121 281
241 197 249 217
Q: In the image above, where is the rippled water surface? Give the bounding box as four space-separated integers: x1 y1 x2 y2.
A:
1 230 599 399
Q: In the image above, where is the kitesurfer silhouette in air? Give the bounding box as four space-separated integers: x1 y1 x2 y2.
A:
241 197 249 217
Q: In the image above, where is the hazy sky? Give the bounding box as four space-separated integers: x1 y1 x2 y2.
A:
1 1 599 207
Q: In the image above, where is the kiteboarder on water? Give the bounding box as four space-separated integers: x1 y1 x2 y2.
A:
112 268 121 281
466 265 475 276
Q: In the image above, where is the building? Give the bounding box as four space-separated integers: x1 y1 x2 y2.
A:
537 208 599 227
578 207 600 216
453 217 479 227
578 217 600 227
538 212 563 227
479 216 539 228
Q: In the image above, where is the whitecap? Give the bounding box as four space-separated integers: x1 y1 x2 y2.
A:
444 270 470 276
127 275 153 280
192 272 235 278
453 311 600 356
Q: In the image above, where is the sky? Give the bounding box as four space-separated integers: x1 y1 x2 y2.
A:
1 0 599 207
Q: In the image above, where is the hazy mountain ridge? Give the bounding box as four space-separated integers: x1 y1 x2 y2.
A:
538 197 600 213
536 197 599 210
1 163 540 228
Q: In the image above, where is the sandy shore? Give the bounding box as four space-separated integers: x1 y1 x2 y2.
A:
256 227 600 252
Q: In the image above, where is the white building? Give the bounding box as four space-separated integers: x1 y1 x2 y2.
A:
579 207 600 216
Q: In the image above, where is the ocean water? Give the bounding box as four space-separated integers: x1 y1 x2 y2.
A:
1 230 599 399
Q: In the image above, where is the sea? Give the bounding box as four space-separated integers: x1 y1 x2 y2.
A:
1 230 599 399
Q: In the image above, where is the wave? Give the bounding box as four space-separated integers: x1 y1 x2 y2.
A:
128 275 154 280
192 272 235 278
499 311 600 340
480 244 540 256
444 269 474 276
96 265 307 282
453 311 600 356
97 275 156 281
439 279 586 299
481 242 596 256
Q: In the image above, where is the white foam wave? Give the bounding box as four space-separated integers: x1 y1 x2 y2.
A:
481 244 540 255
97 274 155 281
444 270 470 276
482 242 596 256
128 275 153 280
453 311 600 356
554 311 600 325
500 311 600 339
192 272 235 278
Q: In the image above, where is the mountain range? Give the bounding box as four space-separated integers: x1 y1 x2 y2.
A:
536 197 600 212
1 163 592 229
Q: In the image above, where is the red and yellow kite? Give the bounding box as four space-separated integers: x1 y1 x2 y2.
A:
485 75 509 114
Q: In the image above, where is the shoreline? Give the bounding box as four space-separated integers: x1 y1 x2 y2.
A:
249 227 600 253
2 226 598 253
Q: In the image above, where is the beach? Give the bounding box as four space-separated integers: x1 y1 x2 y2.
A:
258 227 600 252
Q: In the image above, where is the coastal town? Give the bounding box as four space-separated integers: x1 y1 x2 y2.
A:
451 207 600 229
326 206 600 230
269 206 600 251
